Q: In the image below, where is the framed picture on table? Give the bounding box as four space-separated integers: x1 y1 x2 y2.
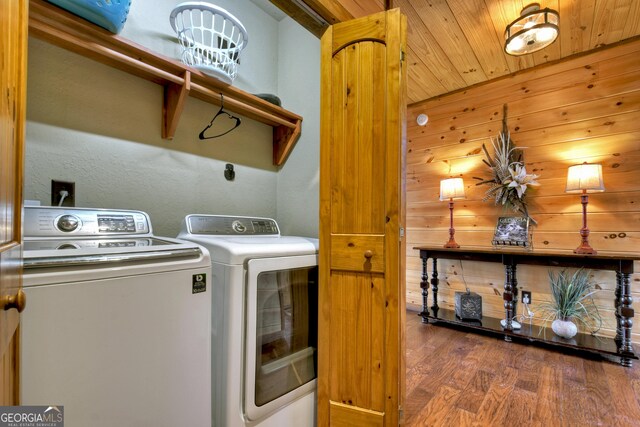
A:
492 217 530 247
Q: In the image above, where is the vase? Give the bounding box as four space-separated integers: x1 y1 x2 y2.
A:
552 319 577 339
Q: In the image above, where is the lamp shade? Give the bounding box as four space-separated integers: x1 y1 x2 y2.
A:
504 3 559 56
565 163 605 193
440 178 465 201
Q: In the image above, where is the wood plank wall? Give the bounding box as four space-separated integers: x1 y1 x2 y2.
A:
406 39 640 344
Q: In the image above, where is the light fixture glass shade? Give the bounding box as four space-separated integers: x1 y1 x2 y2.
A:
504 3 559 56
440 178 465 200
565 163 605 193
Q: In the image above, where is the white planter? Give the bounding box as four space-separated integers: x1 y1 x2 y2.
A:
552 319 578 339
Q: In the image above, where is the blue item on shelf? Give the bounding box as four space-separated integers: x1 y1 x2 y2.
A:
46 0 132 34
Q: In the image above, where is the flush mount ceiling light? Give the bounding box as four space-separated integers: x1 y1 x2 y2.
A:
504 3 559 56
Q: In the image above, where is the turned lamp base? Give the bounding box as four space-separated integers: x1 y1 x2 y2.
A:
574 243 597 255
444 239 460 249
574 221 597 255
443 200 460 249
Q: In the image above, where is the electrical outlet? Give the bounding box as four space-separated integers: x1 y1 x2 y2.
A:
51 180 75 207
522 291 532 304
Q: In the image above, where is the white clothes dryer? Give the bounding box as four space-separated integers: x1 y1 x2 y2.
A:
21 206 212 427
178 215 318 427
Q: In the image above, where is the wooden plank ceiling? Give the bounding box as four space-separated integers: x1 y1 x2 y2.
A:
273 0 640 103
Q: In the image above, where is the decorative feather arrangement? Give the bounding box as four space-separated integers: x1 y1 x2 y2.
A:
474 105 539 224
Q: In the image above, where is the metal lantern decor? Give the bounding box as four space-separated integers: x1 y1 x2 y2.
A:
504 3 559 56
454 289 482 321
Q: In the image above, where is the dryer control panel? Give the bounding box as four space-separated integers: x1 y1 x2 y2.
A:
24 207 152 238
186 215 280 236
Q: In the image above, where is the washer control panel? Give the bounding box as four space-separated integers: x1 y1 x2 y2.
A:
97 214 137 233
187 215 279 236
232 220 247 234
24 207 151 238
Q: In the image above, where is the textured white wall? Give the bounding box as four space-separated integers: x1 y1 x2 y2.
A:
275 18 320 238
25 38 279 236
25 1 321 237
24 0 283 237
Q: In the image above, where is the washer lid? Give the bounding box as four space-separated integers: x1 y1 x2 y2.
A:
23 236 206 269
24 237 173 251
178 215 318 264
176 234 318 264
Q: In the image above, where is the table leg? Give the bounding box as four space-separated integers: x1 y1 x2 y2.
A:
618 272 635 367
419 256 429 323
503 264 516 338
430 258 439 317
615 271 622 345
512 264 519 323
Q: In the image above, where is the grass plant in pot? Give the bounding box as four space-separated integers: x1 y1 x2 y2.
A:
538 268 602 339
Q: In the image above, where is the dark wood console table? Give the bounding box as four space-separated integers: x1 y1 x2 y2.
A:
414 246 638 367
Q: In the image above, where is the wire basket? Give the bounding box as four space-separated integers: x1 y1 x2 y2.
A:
170 2 248 84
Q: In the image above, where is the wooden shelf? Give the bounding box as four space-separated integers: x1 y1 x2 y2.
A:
421 308 637 363
27 0 303 166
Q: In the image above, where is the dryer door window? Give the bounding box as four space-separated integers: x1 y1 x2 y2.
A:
245 255 318 422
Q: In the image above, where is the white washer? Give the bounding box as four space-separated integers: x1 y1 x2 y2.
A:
178 215 318 427
21 206 212 427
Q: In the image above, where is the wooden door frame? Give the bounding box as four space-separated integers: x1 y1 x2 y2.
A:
0 0 28 406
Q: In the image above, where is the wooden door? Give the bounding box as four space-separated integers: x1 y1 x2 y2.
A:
318 9 407 426
0 0 28 405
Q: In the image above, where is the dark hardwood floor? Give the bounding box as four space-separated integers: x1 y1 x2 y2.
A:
404 309 640 426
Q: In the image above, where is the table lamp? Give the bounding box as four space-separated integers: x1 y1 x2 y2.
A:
440 178 465 248
565 162 605 255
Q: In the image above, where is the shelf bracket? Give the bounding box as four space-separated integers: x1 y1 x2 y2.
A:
273 120 302 166
163 71 191 139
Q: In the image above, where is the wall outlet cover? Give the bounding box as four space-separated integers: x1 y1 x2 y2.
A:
51 180 75 207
